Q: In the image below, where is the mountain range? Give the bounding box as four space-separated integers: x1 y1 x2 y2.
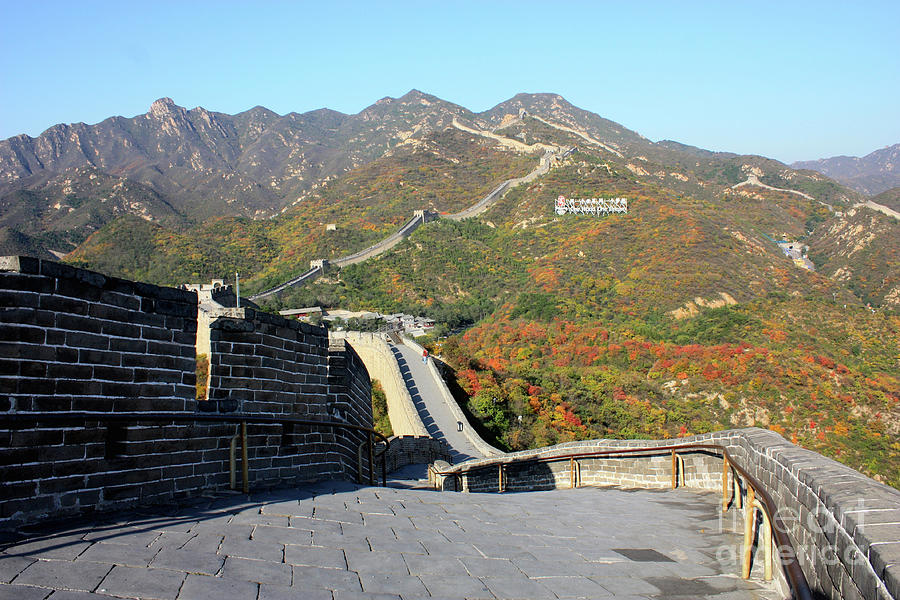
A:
0 91 897 486
793 144 900 196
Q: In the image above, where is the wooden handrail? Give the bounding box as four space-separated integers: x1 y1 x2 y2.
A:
432 442 812 600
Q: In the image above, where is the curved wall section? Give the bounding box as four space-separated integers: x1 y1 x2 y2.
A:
400 336 504 458
332 331 427 437
435 428 899 600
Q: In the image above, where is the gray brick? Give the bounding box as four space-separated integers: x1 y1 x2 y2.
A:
96 565 185 600
221 557 291 586
290 565 361 592
284 545 345 569
258 583 332 600
0 556 35 584
0 584 51 600
149 549 224 577
14 560 111 591
176 573 258 600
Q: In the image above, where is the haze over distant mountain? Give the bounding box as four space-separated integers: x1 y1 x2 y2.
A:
793 144 900 196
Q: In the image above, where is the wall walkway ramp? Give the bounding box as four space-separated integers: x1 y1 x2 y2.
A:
390 338 504 463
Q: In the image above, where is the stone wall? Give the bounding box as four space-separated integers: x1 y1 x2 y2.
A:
0 256 201 525
378 435 452 474
332 331 427 436
207 307 329 417
0 256 197 414
433 429 900 600
0 257 376 530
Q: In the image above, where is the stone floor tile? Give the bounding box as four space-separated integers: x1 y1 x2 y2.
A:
643 575 727 597
311 509 363 526
418 573 493 598
75 541 159 567
331 592 401 600
177 533 224 552
150 548 224 576
592 575 665 595
176 573 258 600
284 545 346 569
402 554 467 577
360 514 404 529
581 560 673 578
365 538 425 555
259 501 314 518
291 565 361 592
293 517 341 533
218 538 284 563
47 591 115 599
0 556 35 583
358 573 428 597
258 582 332 600
530 575 614 598
344 549 408 575
0 584 51 600
13 560 111 592
228 511 291 528
471 543 537 561
307 522 348 539
148 531 196 550
251 525 313 546
82 528 161 546
96 565 185 600
510 558 596 578
418 541 481 558
459 556 524 578
478 574 557 600
222 556 292 586
340 523 397 540
2 539 91 561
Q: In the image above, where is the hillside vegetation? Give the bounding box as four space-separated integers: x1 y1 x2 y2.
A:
5 91 894 485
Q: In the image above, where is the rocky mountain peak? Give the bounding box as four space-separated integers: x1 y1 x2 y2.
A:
149 97 181 118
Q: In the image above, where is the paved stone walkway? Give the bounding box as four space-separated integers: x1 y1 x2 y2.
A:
0 481 780 600
391 344 482 463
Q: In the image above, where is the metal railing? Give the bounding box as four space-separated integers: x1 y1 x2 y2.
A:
1 411 391 488
431 442 812 600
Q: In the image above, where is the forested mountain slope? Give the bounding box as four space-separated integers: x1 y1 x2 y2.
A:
2 92 896 485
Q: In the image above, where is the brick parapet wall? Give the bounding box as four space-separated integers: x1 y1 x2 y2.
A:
0 256 202 525
0 256 198 414
327 337 375 482
435 429 899 600
0 257 376 530
379 435 452 474
206 307 329 417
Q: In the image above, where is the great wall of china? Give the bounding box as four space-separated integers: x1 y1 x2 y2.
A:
1 118 898 600
1 255 898 599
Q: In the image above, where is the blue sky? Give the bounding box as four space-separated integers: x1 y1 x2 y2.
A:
1 0 897 163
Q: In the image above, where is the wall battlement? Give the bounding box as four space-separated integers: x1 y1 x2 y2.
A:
0 257 374 530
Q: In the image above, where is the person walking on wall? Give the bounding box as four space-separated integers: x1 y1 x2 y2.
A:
422 349 428 364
